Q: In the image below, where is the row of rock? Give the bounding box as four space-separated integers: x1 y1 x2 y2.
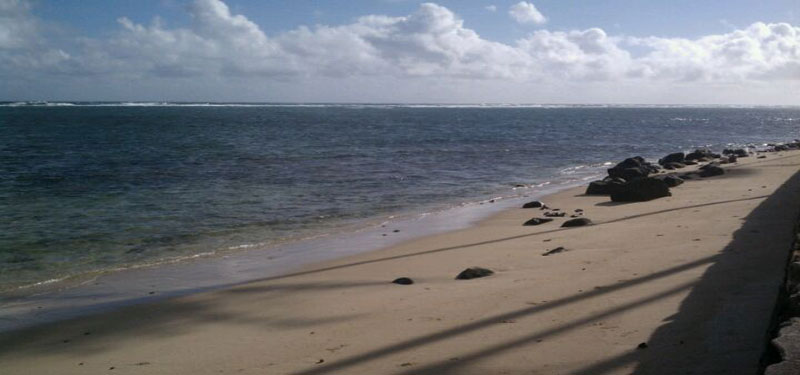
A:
586 148 741 202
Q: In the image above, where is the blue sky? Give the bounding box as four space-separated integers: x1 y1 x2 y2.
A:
34 1 797 41
1 0 798 103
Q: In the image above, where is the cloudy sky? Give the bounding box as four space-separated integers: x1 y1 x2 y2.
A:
1 0 798 104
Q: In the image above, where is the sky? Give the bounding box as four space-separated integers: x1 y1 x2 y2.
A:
0 0 798 104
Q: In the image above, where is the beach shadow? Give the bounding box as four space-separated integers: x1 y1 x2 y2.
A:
0 281 381 357
293 171 800 375
572 170 800 375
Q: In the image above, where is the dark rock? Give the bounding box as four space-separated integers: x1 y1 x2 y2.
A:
586 179 626 195
543 211 566 217
607 156 655 180
765 318 800 375
611 177 671 202
758 155 767 159
523 217 554 226
662 162 686 170
658 152 685 165
723 148 749 157
392 277 414 285
698 163 724 177
456 267 494 280
542 247 566 256
775 144 790 151
637 342 649 350
610 167 650 180
683 160 698 165
653 174 684 187
685 149 715 161
561 218 593 227
522 200 545 209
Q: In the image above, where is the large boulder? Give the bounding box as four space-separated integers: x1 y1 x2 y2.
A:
611 177 672 202
658 152 685 166
586 177 627 195
607 156 657 180
654 174 684 187
685 149 716 161
699 163 725 177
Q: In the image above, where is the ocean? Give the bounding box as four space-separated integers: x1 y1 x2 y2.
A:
2 103 800 296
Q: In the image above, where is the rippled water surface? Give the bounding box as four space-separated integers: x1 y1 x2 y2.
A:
2 103 799 291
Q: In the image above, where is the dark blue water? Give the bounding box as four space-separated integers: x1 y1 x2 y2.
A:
2 103 799 292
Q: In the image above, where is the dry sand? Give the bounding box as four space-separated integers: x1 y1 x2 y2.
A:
2 151 800 375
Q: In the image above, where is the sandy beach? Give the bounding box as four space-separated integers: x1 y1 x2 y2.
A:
2 150 800 374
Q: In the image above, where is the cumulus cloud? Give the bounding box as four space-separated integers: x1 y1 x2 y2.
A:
0 0 798 103
629 22 800 82
516 28 631 80
0 0 70 75
509 2 547 25
485 5 497 12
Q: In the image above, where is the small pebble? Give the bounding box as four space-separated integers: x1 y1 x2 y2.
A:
316 359 325 364
637 342 648 350
393 229 400 233
392 277 414 285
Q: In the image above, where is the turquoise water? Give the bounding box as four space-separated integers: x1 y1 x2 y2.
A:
2 103 799 291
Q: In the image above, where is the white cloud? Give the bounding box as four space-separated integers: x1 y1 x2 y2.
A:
0 0 70 75
629 22 800 82
509 2 547 25
0 0 798 104
485 5 497 12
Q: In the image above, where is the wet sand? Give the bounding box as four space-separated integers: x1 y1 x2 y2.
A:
2 151 799 374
